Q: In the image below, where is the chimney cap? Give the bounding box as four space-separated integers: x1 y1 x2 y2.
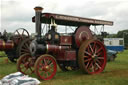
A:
34 6 43 12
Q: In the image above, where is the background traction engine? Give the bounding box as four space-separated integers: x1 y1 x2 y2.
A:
17 6 113 80
0 28 31 62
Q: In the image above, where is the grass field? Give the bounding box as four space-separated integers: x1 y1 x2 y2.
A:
0 50 128 85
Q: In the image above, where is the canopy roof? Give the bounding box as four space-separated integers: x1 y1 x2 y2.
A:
32 13 113 26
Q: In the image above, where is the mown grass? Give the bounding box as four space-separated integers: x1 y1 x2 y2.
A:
0 50 128 85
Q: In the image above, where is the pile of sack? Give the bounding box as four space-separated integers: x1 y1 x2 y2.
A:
0 72 40 85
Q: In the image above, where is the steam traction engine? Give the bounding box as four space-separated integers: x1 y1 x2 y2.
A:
0 28 31 62
17 6 113 80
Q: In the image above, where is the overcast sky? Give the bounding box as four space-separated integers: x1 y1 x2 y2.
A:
1 0 128 34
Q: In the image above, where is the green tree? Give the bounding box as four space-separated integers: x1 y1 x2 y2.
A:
117 30 128 49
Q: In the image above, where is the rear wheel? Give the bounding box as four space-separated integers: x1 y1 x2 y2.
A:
13 28 29 44
17 38 32 56
7 38 32 63
34 54 57 80
78 39 107 74
6 28 30 63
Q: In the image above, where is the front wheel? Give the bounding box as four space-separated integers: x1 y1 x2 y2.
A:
34 54 57 80
17 53 34 75
78 39 107 74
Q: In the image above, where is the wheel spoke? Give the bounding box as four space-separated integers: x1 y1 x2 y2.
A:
97 51 102 56
93 42 96 51
86 62 90 68
21 51 29 54
49 69 53 74
95 62 101 69
87 46 92 55
85 51 92 56
21 47 29 51
24 68 28 73
44 71 49 78
20 65 25 69
88 61 93 69
16 30 23 39
49 62 53 67
23 50 29 53
21 48 29 52
84 58 92 62
97 57 104 60
29 67 34 74
94 62 97 71
39 62 44 67
25 43 29 49
96 59 102 65
16 30 20 36
44 59 47 65
84 56 89 58
89 44 94 53
22 30 25 36
91 64 94 72
96 47 102 53
39 71 45 77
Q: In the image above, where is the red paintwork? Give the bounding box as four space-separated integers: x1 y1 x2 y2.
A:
47 44 76 61
55 50 76 61
75 26 93 47
56 51 65 60
64 50 76 61
60 36 72 45
0 40 14 50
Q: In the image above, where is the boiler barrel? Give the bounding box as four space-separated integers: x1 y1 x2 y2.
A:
0 40 14 50
46 44 70 53
36 44 70 53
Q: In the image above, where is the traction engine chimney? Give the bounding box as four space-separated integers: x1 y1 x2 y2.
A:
34 6 43 38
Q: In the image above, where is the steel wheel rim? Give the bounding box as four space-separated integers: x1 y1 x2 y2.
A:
17 53 34 75
13 28 29 44
35 55 57 80
14 28 29 39
79 39 107 74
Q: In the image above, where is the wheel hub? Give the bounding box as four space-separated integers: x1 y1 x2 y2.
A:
92 54 96 58
92 54 98 61
92 55 95 58
42 65 50 72
24 62 29 68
